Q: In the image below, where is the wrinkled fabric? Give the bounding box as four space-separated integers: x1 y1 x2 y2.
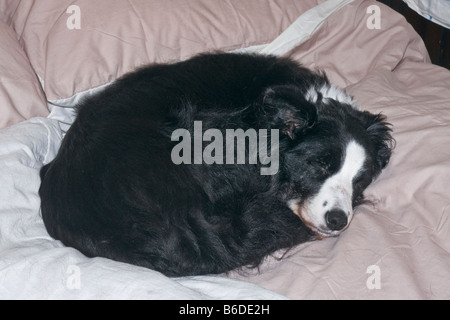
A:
0 21 48 129
3 0 323 101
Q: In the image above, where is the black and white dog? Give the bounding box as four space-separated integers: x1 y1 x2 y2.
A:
39 53 393 277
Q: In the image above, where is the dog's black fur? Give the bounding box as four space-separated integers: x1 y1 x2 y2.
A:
39 53 393 276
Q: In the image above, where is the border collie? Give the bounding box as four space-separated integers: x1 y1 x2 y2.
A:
39 53 393 277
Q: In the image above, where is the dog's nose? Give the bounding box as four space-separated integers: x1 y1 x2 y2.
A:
325 209 348 231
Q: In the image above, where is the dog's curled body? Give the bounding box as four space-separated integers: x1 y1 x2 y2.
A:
39 53 393 276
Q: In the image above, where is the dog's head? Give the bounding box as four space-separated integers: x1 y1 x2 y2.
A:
264 84 394 238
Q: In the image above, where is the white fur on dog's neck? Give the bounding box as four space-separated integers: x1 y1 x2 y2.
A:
306 84 361 110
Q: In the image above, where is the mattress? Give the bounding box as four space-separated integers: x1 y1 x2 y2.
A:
0 0 449 300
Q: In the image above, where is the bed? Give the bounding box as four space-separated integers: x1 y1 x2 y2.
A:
0 0 449 300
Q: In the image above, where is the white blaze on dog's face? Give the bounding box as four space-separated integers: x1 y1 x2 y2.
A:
288 141 367 238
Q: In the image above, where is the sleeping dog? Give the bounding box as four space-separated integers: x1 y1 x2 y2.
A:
39 53 393 277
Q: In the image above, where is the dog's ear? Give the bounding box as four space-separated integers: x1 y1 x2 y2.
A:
262 85 317 140
363 112 395 171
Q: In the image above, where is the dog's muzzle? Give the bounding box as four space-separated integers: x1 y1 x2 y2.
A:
325 209 348 232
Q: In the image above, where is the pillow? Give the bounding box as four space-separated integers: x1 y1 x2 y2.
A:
6 0 323 103
0 21 48 129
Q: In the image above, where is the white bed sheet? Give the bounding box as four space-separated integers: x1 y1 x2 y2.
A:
0 118 287 300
